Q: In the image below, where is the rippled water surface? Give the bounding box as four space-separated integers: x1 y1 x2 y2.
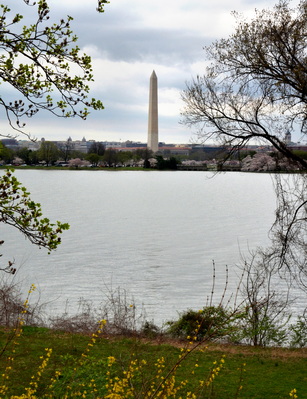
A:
1 170 286 323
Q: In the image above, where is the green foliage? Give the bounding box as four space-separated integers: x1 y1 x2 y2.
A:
166 306 233 340
235 309 289 347
116 150 133 166
235 254 292 347
292 150 307 160
155 155 179 170
103 148 118 167
289 316 307 348
15 147 32 165
97 0 110 13
134 148 153 167
0 169 69 262
86 142 106 166
36 141 60 166
0 0 105 137
0 143 13 164
141 320 161 338
85 152 100 166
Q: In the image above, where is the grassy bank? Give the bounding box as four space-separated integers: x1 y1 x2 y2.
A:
0 326 306 398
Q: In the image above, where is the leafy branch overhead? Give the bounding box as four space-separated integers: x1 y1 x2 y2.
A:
0 169 69 263
97 0 110 13
0 0 108 137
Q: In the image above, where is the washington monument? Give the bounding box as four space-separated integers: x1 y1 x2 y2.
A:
147 70 159 152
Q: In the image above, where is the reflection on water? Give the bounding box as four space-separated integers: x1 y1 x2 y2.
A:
0 170 291 324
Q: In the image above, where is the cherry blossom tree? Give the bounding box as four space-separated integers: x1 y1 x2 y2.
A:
68 158 90 168
241 153 276 172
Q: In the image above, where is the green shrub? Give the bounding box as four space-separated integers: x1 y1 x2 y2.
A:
166 305 233 340
141 320 161 338
289 316 307 348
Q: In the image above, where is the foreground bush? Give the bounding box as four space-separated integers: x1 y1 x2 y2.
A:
166 306 234 341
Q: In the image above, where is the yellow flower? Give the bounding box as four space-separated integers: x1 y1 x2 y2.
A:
108 356 116 366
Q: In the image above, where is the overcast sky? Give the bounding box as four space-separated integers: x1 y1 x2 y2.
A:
4 0 299 144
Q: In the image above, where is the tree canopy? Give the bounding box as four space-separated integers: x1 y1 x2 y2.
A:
0 0 108 138
181 0 307 169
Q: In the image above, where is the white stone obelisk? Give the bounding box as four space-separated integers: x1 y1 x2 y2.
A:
147 70 159 152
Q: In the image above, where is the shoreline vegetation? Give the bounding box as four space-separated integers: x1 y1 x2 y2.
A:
0 281 306 398
1 143 307 173
0 165 148 171
0 165 306 173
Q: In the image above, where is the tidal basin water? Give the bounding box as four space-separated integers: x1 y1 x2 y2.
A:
1 169 301 324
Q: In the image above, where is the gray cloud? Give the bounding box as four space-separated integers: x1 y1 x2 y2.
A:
74 13 210 65
3 0 290 143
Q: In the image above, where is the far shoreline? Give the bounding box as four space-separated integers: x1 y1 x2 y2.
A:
0 165 304 174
